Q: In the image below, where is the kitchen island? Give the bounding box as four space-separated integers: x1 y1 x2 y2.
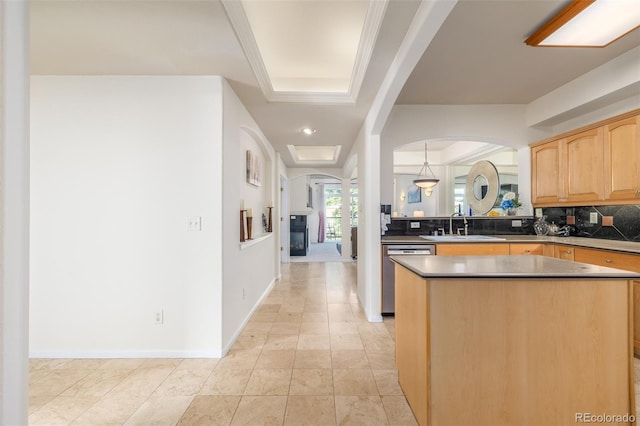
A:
391 255 640 426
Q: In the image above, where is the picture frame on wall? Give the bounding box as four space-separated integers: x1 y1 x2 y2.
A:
246 150 261 187
407 185 421 204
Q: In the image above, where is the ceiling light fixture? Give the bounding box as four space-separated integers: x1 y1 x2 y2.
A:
301 127 316 135
525 0 640 47
413 143 439 191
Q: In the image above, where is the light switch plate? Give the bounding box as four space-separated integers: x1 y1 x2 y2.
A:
535 208 543 217
589 212 598 224
410 222 420 229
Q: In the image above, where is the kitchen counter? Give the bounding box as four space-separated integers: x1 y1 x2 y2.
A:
390 254 640 279
382 234 640 254
394 257 637 425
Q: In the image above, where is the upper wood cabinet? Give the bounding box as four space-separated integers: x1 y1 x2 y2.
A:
532 128 604 205
531 110 639 207
603 115 640 201
531 140 562 204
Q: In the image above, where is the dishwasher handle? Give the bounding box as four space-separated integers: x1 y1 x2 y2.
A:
387 249 433 255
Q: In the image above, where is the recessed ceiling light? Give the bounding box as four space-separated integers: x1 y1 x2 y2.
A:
525 0 640 47
301 127 316 135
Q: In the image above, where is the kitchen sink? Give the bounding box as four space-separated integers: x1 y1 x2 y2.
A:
419 235 506 241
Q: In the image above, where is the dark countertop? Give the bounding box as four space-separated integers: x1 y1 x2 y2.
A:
381 234 640 254
390 255 640 279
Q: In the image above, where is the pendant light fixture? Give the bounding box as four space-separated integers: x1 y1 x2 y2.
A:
413 143 439 192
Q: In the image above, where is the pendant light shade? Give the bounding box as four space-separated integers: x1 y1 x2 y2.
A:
413 143 439 190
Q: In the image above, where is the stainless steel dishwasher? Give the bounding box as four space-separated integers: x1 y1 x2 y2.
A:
381 243 435 315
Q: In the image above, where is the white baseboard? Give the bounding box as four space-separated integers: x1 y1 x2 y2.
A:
220 276 278 356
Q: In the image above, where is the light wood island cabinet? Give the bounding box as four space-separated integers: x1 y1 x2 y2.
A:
393 255 638 426
509 243 543 255
436 243 509 256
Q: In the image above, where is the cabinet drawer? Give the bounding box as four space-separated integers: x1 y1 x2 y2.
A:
509 243 544 255
554 245 575 261
436 243 509 256
574 248 640 273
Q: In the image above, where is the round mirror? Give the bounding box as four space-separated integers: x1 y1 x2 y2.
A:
472 175 489 200
465 160 499 214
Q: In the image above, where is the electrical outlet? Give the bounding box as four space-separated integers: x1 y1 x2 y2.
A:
589 212 598 224
410 222 420 229
535 208 543 217
511 220 522 227
186 216 201 231
154 309 164 325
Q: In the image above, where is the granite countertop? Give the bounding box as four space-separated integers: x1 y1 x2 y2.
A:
381 234 640 254
390 255 640 279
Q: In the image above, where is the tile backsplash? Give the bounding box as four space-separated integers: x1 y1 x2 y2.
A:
385 216 535 237
541 205 640 242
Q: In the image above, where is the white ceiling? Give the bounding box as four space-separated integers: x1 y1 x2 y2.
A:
30 0 640 168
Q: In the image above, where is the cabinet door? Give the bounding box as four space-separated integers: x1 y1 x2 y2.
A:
562 128 604 202
509 243 544 255
554 245 575 261
635 281 640 358
531 140 562 205
604 115 640 201
436 243 510 256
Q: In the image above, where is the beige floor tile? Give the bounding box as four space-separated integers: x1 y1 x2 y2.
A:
269 322 302 335
30 359 72 371
294 350 332 369
331 350 369 369
30 368 54 385
302 312 329 323
289 369 334 396
244 369 292 396
30 369 94 397
215 349 261 370
381 395 418 426
177 395 241 425
139 358 183 369
330 322 359 335
230 395 287 426
232 333 267 350
71 393 149 425
330 334 364 351
123 395 193 426
297 334 331 350
284 395 337 426
300 322 330 335
361 335 396 354
199 369 252 395
251 312 279 323
276 312 304 323
56 359 108 370
333 369 379 396
108 366 174 397
61 369 132 398
241 322 273 334
263 334 299 350
152 368 211 397
98 359 145 370
255 350 296 369
257 304 282 314
303 303 328 313
372 370 403 396
176 358 220 370
29 395 100 425
366 352 397 370
29 395 56 415
335 395 389 426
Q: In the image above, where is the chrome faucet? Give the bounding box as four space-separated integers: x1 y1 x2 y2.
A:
450 212 469 236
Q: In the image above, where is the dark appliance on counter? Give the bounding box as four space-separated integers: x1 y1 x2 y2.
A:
290 215 309 256
381 243 435 315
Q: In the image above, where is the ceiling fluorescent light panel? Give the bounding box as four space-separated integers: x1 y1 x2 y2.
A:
526 0 640 47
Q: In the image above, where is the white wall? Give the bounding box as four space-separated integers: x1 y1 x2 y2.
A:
221 79 278 352
30 76 226 357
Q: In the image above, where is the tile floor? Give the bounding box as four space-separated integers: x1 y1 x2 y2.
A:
29 262 417 425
